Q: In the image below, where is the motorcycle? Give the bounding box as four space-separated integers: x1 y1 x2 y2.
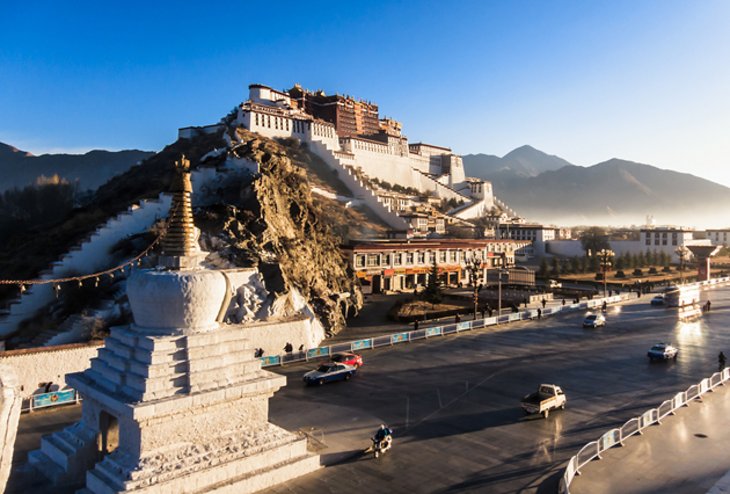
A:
365 433 393 458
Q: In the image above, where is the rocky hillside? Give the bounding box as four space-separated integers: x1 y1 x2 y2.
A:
0 142 154 193
196 128 363 334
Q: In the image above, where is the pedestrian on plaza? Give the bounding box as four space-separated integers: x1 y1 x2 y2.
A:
562 299 566 306
537 308 542 320
414 319 419 331
284 342 293 354
541 298 547 309
523 297 528 308
719 352 726 371
455 313 460 324
487 306 493 317
707 300 712 312
481 306 486 319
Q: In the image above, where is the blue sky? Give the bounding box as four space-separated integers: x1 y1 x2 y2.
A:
2 1 729 186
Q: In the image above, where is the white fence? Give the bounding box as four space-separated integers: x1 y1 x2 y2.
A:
559 368 730 493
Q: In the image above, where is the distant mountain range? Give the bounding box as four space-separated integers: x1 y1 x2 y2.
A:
0 142 154 192
463 146 730 227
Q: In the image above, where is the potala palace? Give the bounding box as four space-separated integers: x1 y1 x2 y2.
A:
181 83 516 232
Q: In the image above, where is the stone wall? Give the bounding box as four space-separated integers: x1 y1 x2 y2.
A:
0 364 21 493
0 342 103 399
0 316 323 400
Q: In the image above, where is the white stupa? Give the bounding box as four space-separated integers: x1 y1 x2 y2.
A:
29 156 320 493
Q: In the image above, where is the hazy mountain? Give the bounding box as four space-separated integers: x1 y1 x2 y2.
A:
500 158 730 227
463 145 574 190
0 142 154 192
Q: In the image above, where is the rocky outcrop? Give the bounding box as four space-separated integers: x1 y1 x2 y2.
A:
198 128 363 335
0 364 21 492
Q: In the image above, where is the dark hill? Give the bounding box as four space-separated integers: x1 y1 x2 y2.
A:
0 141 154 192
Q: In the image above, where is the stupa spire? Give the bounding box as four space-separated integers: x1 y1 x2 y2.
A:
159 155 207 269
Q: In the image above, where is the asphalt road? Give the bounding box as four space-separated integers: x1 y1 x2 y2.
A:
267 286 730 493
8 286 730 494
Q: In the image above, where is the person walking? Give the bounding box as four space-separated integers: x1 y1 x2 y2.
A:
537 308 542 320
541 298 547 309
719 352 726 371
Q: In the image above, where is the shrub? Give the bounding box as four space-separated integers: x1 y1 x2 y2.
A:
594 272 605 281
662 266 672 273
633 268 643 276
648 267 658 274
615 270 626 278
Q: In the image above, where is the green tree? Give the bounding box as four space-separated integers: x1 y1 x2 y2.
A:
614 255 624 271
637 251 646 268
660 251 670 267
569 256 580 274
580 227 610 256
551 256 561 275
538 257 549 278
646 249 656 266
423 258 443 304
579 256 589 273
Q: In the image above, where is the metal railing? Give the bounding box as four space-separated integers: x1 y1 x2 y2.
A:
559 368 730 493
259 294 629 368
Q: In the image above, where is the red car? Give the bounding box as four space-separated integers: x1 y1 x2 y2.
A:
331 352 363 368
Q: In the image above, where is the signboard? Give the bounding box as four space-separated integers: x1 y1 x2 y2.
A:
352 339 372 351
425 327 442 337
260 355 281 367
391 333 409 344
307 347 330 359
457 321 471 331
32 389 76 409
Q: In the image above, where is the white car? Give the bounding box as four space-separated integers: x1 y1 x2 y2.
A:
548 280 562 289
647 343 678 361
582 313 606 328
303 363 357 386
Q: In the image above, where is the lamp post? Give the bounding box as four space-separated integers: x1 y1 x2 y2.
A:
497 252 508 318
676 246 689 284
597 248 614 297
466 254 482 320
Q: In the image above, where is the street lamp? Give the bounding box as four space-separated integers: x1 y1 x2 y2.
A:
597 248 614 297
497 252 508 318
676 246 689 284
466 254 482 320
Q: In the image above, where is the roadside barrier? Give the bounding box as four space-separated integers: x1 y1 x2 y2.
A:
559 367 730 494
260 294 628 368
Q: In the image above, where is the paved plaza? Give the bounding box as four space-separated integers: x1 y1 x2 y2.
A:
7 285 730 493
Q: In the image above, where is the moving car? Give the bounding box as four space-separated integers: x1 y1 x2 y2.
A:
303 363 357 386
548 279 562 289
650 295 665 306
521 384 566 418
647 343 678 361
330 352 363 368
582 313 606 328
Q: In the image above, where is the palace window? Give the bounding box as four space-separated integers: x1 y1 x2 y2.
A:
439 251 447 263
366 254 379 267
417 252 425 264
450 251 457 263
406 252 414 265
429 252 436 263
382 254 391 266
355 255 365 268
394 253 403 266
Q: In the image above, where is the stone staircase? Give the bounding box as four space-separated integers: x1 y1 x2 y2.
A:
0 195 172 341
28 422 98 485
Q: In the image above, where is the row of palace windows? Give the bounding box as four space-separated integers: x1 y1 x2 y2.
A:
354 250 502 269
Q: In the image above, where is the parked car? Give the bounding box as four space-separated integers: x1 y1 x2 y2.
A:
647 343 678 361
582 313 606 328
303 363 357 386
330 352 363 368
650 295 665 306
521 384 566 418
